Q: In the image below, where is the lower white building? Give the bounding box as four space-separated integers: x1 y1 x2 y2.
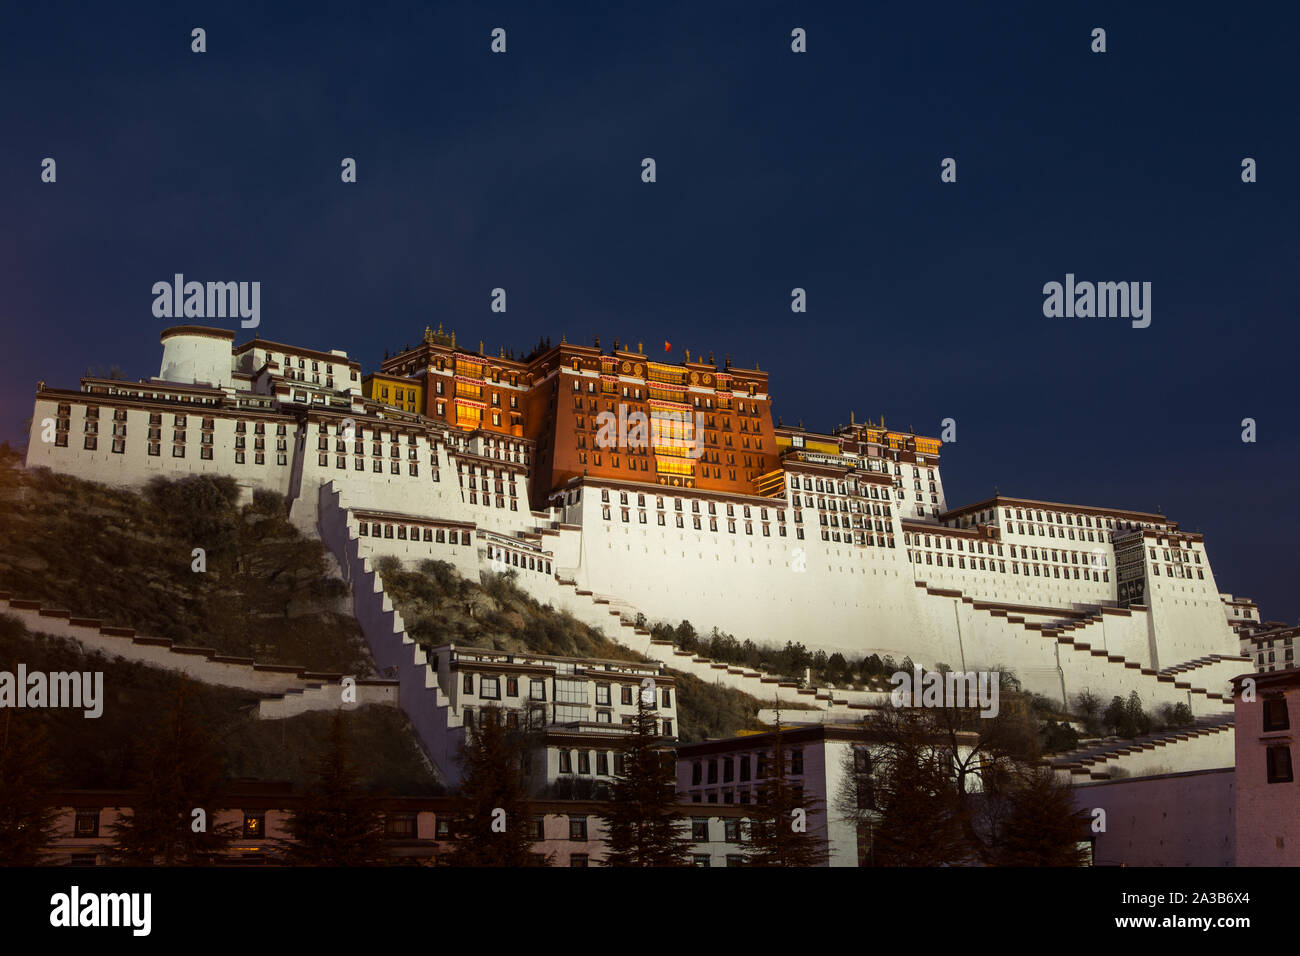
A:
675 722 980 867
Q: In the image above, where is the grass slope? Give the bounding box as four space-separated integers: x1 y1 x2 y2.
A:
0 453 371 674
377 558 774 741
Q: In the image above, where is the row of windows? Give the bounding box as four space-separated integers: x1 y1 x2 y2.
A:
602 507 805 539
358 523 474 546
602 488 799 521
461 674 669 708
1001 507 1120 529
910 550 1112 581
319 454 419 475
690 749 804 784
1007 522 1109 543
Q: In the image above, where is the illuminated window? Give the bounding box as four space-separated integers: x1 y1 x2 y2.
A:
75 810 100 837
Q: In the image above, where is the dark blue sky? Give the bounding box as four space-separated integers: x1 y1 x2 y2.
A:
3 2 1297 620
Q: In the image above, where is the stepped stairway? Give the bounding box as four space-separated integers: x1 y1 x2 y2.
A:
1158 653 1250 678
317 483 468 784
1043 711 1236 781
547 574 888 711
0 592 396 719
913 580 1242 711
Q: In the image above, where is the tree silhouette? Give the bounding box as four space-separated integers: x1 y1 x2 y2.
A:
597 697 690 866
447 705 549 867
109 679 235 865
280 709 388 865
744 712 830 866
0 706 59 865
988 768 1090 866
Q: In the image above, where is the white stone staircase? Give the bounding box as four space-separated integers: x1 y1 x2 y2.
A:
0 592 396 719
317 482 463 784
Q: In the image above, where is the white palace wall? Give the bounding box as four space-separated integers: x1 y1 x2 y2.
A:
23 379 1242 715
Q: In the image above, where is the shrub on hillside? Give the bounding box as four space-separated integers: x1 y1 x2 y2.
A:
144 474 241 558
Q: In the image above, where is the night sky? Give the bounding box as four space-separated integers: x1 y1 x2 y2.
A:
2 2 1297 621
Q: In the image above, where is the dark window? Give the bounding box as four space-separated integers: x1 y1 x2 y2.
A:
691 818 709 841
1264 698 1291 732
385 813 417 838
74 810 100 837
1267 745 1293 784
569 816 588 841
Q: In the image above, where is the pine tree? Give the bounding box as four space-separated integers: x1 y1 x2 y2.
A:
867 738 967 866
990 769 1090 866
744 713 830 866
280 709 389 865
0 706 59 865
109 679 235 865
447 705 549 866
598 697 690 867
